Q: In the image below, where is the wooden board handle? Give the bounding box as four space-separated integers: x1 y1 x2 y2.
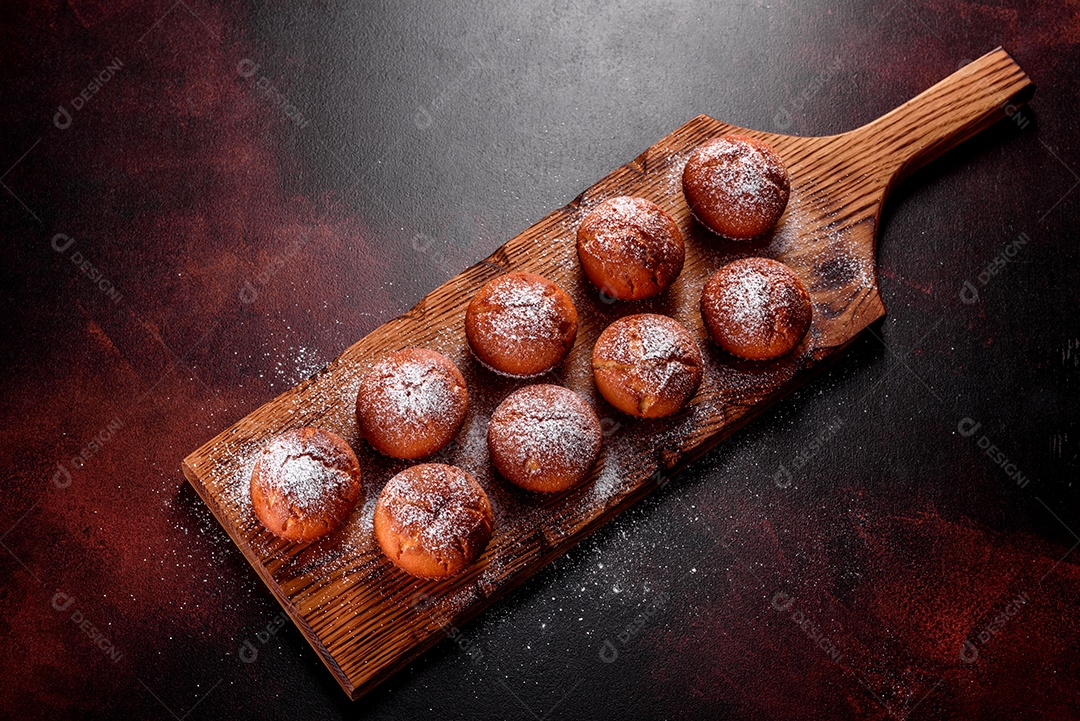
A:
851 47 1035 183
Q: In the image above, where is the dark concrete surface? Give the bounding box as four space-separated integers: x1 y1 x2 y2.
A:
1 1 1078 718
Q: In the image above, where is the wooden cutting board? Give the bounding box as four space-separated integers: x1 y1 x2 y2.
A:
182 48 1033 700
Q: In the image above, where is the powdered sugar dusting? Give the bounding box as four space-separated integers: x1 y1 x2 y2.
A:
380 464 488 557
704 258 811 355
359 349 466 451
482 276 562 343
596 314 702 398
380 357 455 419
720 264 772 333
255 431 357 515
691 138 784 209
282 455 345 508
489 385 601 484
581 196 678 262
683 136 789 236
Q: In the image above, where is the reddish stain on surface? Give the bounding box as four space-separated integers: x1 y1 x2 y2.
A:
645 494 1080 718
0 1 392 714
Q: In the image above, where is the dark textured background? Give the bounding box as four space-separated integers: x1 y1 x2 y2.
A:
1 1 1078 718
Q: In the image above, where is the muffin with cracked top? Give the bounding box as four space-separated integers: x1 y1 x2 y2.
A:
576 196 685 300
682 135 790 240
355 348 468 459
591 313 703 418
465 271 578 377
374 463 494 579
250 427 363 543
700 256 812 360
488 384 602 493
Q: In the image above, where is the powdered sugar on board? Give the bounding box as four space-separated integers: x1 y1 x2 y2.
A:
183 113 895 697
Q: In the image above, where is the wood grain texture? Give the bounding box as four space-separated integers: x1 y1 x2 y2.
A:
182 48 1033 700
